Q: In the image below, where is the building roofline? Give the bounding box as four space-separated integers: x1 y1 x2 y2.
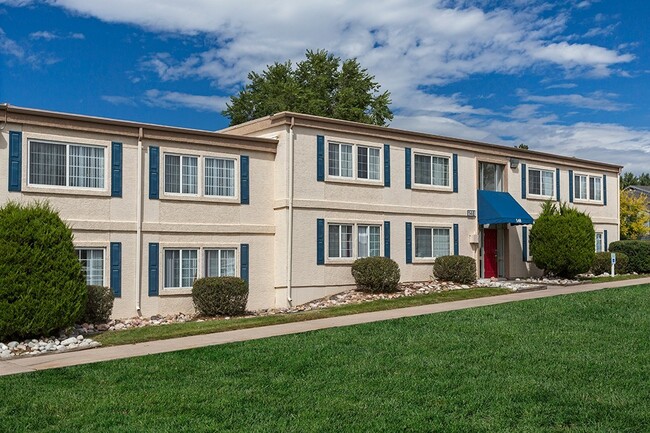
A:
222 111 623 172
1 103 278 153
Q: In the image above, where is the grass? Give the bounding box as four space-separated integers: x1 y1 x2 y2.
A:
585 273 650 283
2 284 650 432
94 287 510 346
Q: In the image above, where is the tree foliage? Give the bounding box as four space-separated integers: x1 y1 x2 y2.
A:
620 172 650 189
223 49 393 126
529 201 595 278
620 189 650 240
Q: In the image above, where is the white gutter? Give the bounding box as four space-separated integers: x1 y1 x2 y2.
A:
135 127 144 313
286 117 295 304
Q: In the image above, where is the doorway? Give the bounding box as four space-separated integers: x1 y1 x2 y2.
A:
483 228 498 278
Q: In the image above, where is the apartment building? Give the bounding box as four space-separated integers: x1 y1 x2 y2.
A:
0 105 621 317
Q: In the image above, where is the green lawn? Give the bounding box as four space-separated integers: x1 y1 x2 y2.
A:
94 287 510 346
584 273 650 283
2 285 650 432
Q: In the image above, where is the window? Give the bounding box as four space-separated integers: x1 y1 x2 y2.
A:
204 157 235 197
595 232 603 253
357 146 380 180
415 227 450 258
165 154 198 194
29 141 105 189
574 174 602 202
164 249 198 288
529 168 554 197
479 163 504 191
328 224 353 258
414 154 449 187
205 249 236 277
358 225 381 258
76 249 104 286
328 143 353 178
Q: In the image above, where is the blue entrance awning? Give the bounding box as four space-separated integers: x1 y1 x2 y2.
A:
477 190 534 225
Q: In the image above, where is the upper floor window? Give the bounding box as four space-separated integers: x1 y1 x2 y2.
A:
29 141 105 189
327 141 382 182
574 174 602 202
165 154 198 195
415 227 450 258
76 248 104 286
414 154 449 187
328 143 353 178
479 162 504 191
357 146 380 180
204 157 235 197
529 168 554 197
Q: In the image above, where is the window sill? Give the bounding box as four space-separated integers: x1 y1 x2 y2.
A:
160 288 193 296
325 258 356 265
160 194 240 204
325 177 384 187
526 195 555 202
413 258 437 264
23 185 111 197
411 184 453 193
573 199 604 206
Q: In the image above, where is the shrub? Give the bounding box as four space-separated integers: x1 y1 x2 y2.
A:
591 252 629 275
609 240 650 273
0 201 86 340
433 255 477 284
530 202 595 278
351 257 401 293
80 286 115 324
192 277 249 316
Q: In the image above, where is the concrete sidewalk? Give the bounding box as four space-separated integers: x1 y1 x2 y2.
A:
2 277 649 377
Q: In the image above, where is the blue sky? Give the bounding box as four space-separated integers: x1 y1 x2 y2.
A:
1 0 649 173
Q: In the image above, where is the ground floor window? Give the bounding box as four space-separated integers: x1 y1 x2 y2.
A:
415 227 450 258
164 249 198 288
328 224 353 258
76 248 104 286
205 249 236 277
595 232 603 253
358 225 381 258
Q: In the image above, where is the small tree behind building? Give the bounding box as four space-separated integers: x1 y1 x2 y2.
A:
620 189 650 240
529 201 595 278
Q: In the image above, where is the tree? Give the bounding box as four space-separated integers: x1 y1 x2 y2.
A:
529 201 595 278
516 143 529 150
620 189 650 240
620 172 650 189
223 49 393 126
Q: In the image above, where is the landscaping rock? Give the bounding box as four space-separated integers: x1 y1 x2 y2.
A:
61 337 77 346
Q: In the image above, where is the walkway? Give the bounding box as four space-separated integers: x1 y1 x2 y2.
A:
2 277 649 376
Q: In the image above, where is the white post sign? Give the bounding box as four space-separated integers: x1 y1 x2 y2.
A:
611 253 616 277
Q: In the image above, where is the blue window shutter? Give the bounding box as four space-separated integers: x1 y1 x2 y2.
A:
384 221 391 258
521 163 527 199
452 153 458 193
110 242 122 298
405 148 411 189
149 146 159 199
317 135 325 182
384 144 391 187
453 224 459 255
8 131 21 192
240 155 250 204
317 218 325 265
556 168 561 202
148 243 159 296
405 222 412 264
569 170 574 203
522 227 528 261
604 230 608 251
240 244 249 282
603 175 607 205
111 142 122 197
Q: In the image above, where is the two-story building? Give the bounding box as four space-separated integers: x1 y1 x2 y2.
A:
0 105 621 317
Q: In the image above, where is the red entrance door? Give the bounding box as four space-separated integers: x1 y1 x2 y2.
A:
483 229 498 278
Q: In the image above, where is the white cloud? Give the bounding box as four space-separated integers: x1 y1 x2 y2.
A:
29 30 86 40
545 83 577 89
518 90 629 111
101 95 137 106
0 27 24 58
530 42 633 76
143 89 228 112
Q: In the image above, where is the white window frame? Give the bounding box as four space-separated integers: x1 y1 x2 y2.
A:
357 224 382 258
413 225 452 260
204 156 237 198
528 166 555 199
204 248 237 277
163 248 199 289
574 172 603 203
76 248 105 286
326 222 384 262
412 151 452 190
595 232 604 253
164 153 200 196
27 139 107 191
326 141 383 184
327 223 354 259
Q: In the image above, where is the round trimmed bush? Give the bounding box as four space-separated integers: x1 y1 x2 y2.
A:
80 286 115 324
192 277 249 316
591 252 629 276
351 257 400 293
433 255 477 284
0 201 87 340
530 202 595 278
609 240 650 273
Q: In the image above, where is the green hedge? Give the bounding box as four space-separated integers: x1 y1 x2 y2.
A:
351 257 400 293
609 240 650 273
192 277 249 316
591 252 629 275
80 285 115 324
0 201 86 340
433 255 477 284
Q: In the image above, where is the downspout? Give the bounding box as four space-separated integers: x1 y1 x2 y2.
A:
286 117 295 304
135 127 144 313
